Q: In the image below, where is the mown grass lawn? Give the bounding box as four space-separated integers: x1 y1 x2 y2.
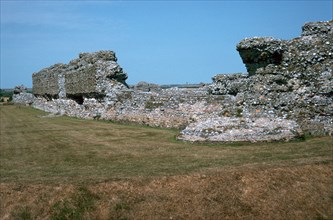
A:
0 105 332 219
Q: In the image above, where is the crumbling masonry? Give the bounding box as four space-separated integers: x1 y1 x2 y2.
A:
32 51 128 103
14 20 333 142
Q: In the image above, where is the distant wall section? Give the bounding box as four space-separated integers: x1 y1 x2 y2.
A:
32 51 128 100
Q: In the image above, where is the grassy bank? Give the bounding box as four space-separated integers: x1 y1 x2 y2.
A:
0 105 332 219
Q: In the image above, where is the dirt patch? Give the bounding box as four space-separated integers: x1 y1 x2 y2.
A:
1 163 332 219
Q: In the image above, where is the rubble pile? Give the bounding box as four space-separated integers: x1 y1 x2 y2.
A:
12 85 35 105
178 117 303 142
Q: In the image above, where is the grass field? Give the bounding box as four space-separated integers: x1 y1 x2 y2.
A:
0 105 332 219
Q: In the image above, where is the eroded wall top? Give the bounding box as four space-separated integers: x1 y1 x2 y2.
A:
32 50 128 100
236 20 333 76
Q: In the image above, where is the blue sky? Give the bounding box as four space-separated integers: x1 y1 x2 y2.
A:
1 1 332 88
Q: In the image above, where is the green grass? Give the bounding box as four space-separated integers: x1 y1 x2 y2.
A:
1 105 332 184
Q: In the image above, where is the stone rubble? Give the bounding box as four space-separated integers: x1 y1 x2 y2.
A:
12 85 35 105
178 117 303 142
13 20 333 142
13 93 35 105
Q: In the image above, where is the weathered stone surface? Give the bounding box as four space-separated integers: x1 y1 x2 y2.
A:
134 81 161 92
302 21 333 36
23 20 332 142
208 20 333 136
32 50 128 101
13 93 35 105
13 85 28 94
32 64 67 98
236 20 333 76
237 38 285 76
178 117 303 142
208 74 248 95
12 85 35 105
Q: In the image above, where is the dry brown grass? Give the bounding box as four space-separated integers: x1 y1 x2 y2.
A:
1 164 332 219
0 105 332 219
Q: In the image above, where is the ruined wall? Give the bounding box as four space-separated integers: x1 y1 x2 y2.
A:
32 64 66 98
208 20 333 136
236 20 332 76
64 66 97 97
236 38 285 76
32 51 128 100
25 20 332 142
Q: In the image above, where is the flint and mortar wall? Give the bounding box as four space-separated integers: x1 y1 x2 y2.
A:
32 51 127 100
64 66 97 96
209 20 333 135
24 20 333 141
32 64 66 98
237 20 332 77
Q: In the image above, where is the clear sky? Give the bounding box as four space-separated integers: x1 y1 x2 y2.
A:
1 0 332 88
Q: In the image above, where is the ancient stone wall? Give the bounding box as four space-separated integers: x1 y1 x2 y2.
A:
208 20 333 137
19 20 332 142
236 38 285 76
32 51 128 100
64 66 97 96
236 20 332 76
32 64 66 98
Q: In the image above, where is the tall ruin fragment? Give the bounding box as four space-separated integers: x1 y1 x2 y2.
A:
32 51 128 103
